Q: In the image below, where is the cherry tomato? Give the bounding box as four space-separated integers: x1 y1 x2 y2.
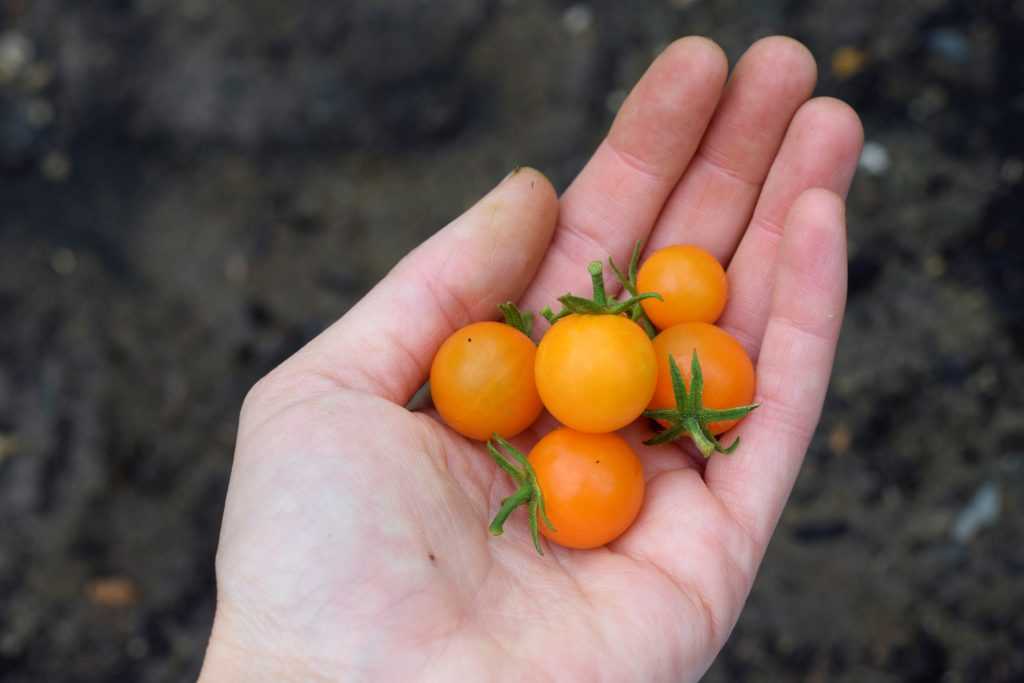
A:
535 314 657 433
637 245 728 329
530 428 645 550
649 322 755 434
430 321 542 441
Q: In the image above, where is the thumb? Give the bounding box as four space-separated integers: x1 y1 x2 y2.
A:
274 168 559 405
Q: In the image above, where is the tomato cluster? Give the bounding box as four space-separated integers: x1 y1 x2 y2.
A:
429 243 757 554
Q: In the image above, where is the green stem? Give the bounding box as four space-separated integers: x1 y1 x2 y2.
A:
489 485 533 536
485 436 554 555
686 416 717 458
539 249 661 327
588 261 607 306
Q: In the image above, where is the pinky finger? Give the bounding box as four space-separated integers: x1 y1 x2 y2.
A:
704 188 847 550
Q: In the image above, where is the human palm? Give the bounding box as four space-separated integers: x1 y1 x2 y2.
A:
201 37 863 682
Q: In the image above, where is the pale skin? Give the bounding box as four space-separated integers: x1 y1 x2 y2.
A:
200 36 863 682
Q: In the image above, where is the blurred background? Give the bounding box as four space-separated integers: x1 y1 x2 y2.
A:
1 0 1022 680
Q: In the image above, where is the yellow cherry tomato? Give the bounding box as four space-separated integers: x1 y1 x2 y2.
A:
637 245 728 329
430 321 542 441
530 428 645 550
535 314 656 433
649 322 755 435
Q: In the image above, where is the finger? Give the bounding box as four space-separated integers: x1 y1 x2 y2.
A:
520 37 728 313
704 188 847 549
719 97 862 357
645 36 818 261
276 168 559 405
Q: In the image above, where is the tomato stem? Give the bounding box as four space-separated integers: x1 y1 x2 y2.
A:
608 240 658 338
588 261 608 306
489 486 532 535
542 258 663 327
485 435 556 556
643 351 759 457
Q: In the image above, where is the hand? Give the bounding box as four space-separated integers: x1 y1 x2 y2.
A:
200 36 862 682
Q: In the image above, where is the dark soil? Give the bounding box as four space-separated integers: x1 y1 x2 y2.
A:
2 1 1022 680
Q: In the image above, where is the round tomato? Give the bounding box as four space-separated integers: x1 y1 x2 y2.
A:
530 428 645 549
637 245 728 329
430 321 542 441
535 314 656 433
649 322 755 434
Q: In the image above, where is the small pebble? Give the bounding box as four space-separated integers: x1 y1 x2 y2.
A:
0 32 33 82
831 46 867 80
927 27 970 64
827 422 852 455
562 4 594 36
923 253 946 278
50 248 77 276
86 577 140 607
859 141 890 175
41 151 71 182
951 481 1000 542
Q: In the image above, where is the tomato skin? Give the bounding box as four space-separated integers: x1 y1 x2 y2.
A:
430 322 542 441
530 428 645 549
535 315 657 433
649 323 755 434
637 245 728 329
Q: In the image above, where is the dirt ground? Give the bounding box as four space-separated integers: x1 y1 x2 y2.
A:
1 0 1022 681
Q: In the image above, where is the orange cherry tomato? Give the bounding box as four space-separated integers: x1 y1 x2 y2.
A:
530 428 645 550
535 314 657 433
430 321 542 441
637 245 728 329
649 322 755 434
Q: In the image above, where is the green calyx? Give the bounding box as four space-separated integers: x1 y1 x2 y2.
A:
643 352 760 457
499 301 534 337
608 240 657 338
541 257 662 326
486 434 556 556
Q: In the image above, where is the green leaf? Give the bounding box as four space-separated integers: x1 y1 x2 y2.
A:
487 438 524 484
558 294 606 313
700 403 760 422
608 256 634 294
687 350 703 415
643 409 680 421
528 499 544 555
628 239 643 285
667 355 689 409
499 302 534 337
644 422 689 446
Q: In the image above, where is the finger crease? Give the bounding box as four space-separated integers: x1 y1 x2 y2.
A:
605 138 676 184
693 144 765 189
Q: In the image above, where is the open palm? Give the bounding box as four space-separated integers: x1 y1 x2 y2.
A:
200 37 863 682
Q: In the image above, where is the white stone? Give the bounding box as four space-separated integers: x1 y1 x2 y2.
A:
859 141 890 176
